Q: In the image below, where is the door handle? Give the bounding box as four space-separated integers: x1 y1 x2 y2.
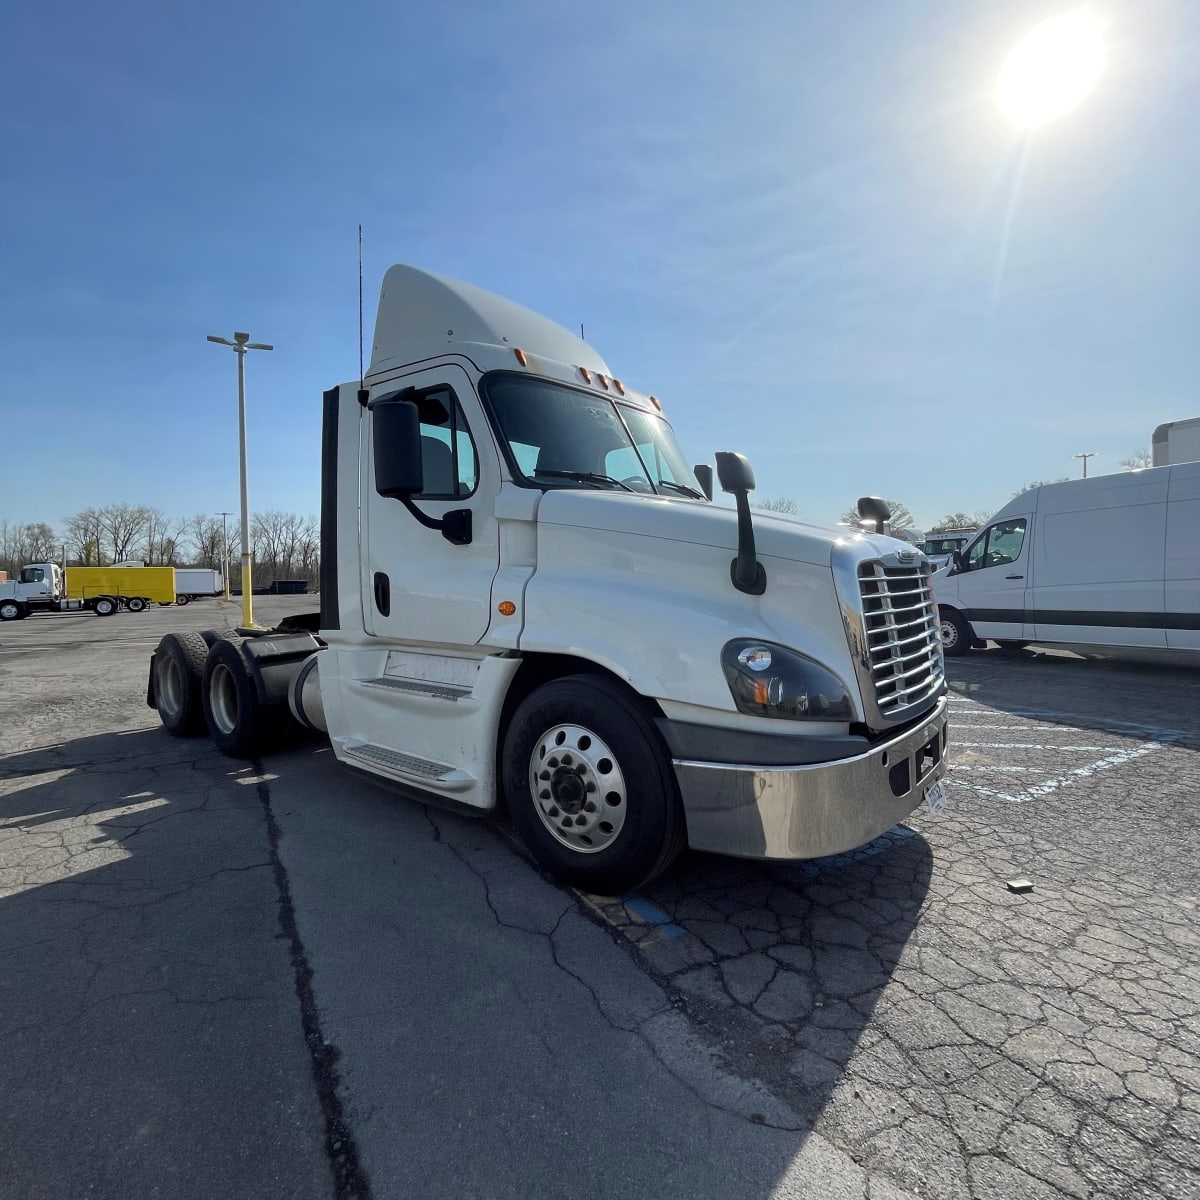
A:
373 572 391 617
1005 574 1024 580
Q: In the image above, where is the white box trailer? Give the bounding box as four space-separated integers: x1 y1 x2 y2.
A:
147 264 949 894
1152 416 1200 466
934 462 1200 659
173 568 224 604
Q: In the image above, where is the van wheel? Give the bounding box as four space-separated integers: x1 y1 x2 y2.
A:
93 596 117 617
502 674 686 895
153 632 210 736
939 608 972 657
202 637 286 758
126 596 148 613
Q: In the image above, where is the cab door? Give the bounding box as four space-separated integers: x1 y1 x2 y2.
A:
954 517 1033 641
362 364 501 645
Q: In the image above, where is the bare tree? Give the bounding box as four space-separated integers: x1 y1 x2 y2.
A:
1120 449 1152 471
840 499 918 539
64 508 107 565
186 515 228 570
752 496 801 515
928 512 987 533
100 503 151 563
142 508 186 564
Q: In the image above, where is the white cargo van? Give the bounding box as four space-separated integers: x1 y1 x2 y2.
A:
934 463 1200 659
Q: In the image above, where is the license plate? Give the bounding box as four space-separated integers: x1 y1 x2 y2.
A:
924 778 948 818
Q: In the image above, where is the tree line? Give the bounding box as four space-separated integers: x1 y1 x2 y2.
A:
0 505 319 589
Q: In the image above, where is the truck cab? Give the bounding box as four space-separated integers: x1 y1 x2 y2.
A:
0 563 64 620
151 265 949 893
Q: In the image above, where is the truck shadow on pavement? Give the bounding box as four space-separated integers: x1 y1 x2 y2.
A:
583 829 935 1134
0 726 934 1199
0 728 336 1200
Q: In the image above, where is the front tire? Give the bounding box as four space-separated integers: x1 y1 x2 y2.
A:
202 637 286 757
0 600 21 622
502 674 685 895
153 632 209 735
939 607 972 657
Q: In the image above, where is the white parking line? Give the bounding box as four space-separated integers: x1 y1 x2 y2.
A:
954 742 1125 751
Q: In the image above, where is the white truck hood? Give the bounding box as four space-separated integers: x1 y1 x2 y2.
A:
534 489 899 568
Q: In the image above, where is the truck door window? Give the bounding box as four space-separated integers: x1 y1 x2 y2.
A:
21 567 45 583
411 390 478 499
966 519 1027 570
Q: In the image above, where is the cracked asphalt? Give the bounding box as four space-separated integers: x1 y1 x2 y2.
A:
1 601 1197 1199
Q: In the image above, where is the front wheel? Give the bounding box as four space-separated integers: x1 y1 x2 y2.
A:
0 600 22 622
939 607 972 657
501 674 685 895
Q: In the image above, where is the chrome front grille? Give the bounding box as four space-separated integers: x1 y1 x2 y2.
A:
856 560 944 719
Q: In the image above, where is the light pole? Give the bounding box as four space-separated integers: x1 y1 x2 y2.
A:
1073 451 1098 478
206 332 273 627
216 511 233 602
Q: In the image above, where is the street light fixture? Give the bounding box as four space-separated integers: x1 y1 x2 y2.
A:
215 511 233 602
207 332 273 627
1073 451 1098 479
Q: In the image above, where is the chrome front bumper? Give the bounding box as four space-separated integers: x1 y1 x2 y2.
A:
675 696 948 860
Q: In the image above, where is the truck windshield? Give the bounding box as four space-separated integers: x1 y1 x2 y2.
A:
481 372 703 498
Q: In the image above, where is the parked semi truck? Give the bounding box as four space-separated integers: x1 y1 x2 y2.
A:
0 563 176 620
147 265 948 893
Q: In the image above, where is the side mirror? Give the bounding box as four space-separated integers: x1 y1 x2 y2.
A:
372 394 423 498
714 452 766 595
716 452 756 495
857 496 890 535
950 550 964 574
693 464 714 501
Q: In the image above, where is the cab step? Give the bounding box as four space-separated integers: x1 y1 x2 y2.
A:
337 739 475 792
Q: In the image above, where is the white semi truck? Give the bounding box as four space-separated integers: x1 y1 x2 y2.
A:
148 265 948 893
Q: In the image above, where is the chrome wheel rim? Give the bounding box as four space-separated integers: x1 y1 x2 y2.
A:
527 723 627 854
157 654 184 719
209 663 239 736
0 602 18 620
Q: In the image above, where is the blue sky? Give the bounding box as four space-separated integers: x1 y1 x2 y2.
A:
2 0 1196 533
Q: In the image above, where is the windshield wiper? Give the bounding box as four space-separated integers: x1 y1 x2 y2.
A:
534 470 636 493
656 480 706 500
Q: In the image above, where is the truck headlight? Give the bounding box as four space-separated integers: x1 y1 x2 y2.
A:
721 640 853 721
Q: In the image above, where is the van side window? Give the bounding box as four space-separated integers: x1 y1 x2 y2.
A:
413 390 478 499
965 519 1027 571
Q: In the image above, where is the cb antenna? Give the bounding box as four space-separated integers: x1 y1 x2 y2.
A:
358 224 365 389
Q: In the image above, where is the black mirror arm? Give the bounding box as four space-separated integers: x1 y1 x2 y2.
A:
730 492 767 595
398 497 472 546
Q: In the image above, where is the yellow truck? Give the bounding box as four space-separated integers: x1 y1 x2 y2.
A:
0 562 178 620
67 566 176 610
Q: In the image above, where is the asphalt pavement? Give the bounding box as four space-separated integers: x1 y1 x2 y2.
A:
1 599 1197 1199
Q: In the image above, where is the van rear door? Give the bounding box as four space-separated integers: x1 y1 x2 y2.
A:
1165 462 1200 651
1032 473 1167 648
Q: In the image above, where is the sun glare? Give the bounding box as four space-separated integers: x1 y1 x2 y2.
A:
996 10 1107 129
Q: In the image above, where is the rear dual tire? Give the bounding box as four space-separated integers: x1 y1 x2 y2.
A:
93 596 117 617
153 632 210 736
201 637 288 757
